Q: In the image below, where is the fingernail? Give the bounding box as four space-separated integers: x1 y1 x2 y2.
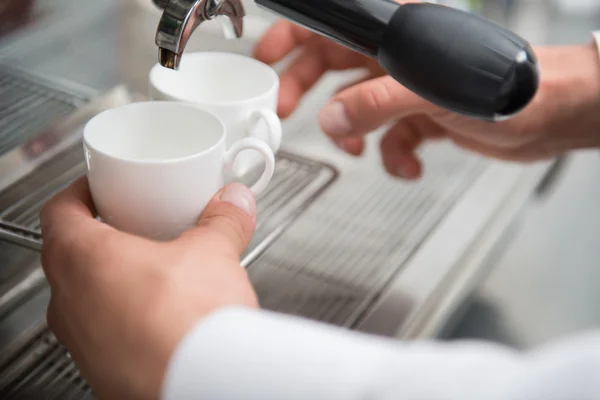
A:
319 102 352 137
220 183 256 216
334 139 349 152
397 163 415 179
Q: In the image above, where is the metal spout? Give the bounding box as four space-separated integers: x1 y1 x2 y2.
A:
153 0 245 70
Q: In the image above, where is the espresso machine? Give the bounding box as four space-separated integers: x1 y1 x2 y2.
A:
152 0 539 120
0 0 558 397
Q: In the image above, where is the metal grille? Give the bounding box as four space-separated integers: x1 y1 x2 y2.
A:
0 152 338 400
248 142 485 326
0 325 92 399
0 67 89 157
0 144 338 319
5 3 121 92
0 150 338 255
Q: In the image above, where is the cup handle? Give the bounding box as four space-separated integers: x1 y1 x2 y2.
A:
224 137 275 196
247 108 282 153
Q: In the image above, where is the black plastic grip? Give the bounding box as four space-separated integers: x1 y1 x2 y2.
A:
378 3 539 120
255 0 398 56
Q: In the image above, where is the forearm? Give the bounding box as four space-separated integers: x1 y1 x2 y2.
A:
161 307 600 400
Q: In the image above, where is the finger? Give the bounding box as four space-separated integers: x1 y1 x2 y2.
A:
40 177 109 286
276 36 343 118
40 176 97 240
184 183 257 257
379 116 446 180
278 37 374 118
277 38 329 117
380 127 423 180
319 76 436 139
253 20 314 65
334 72 377 95
333 137 365 157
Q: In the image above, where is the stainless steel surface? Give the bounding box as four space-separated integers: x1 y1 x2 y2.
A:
450 152 600 348
448 2 600 348
0 221 42 252
0 86 133 194
250 142 485 326
154 0 245 69
0 149 338 261
0 0 119 91
0 268 45 318
0 150 338 261
0 65 91 158
0 86 136 321
0 322 92 399
0 244 43 320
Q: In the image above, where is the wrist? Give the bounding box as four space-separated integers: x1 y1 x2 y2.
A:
534 43 600 151
568 41 600 110
544 43 600 108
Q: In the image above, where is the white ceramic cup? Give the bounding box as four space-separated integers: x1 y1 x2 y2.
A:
149 52 282 177
83 101 275 241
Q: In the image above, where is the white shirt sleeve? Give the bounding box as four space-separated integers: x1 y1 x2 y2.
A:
161 307 600 400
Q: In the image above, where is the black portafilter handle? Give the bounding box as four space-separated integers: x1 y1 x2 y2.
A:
380 3 539 121
255 0 539 121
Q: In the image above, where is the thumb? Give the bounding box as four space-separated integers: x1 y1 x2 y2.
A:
191 183 257 257
318 75 434 139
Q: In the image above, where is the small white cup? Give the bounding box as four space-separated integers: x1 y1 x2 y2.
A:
149 52 282 177
83 101 275 241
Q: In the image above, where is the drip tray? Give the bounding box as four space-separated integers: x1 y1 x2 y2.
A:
0 151 338 400
0 149 338 253
0 324 92 400
0 89 338 398
249 141 484 326
0 65 93 158
0 146 338 315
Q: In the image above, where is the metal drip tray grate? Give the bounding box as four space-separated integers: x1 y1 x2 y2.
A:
0 66 90 157
248 143 485 326
0 142 339 317
0 150 338 257
0 325 92 399
0 151 338 399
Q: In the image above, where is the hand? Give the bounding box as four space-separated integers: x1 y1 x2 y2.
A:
253 0 421 119
255 22 600 179
40 178 259 400
254 20 385 119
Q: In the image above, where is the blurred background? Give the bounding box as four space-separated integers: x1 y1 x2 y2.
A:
436 0 600 349
0 0 599 396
